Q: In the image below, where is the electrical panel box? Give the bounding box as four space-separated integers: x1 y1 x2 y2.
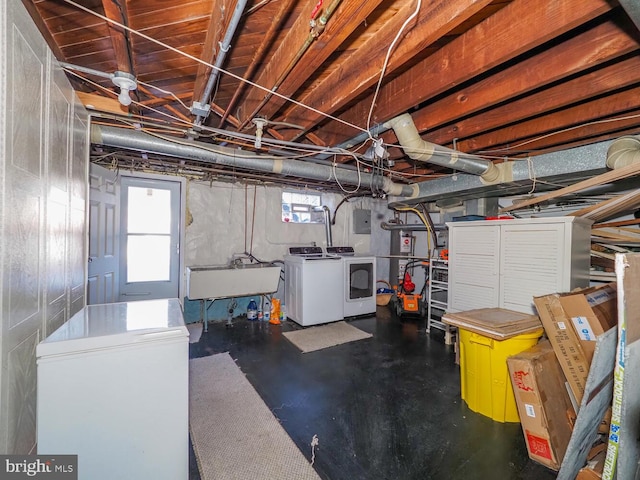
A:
353 209 371 234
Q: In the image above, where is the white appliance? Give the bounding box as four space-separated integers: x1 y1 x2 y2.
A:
326 247 377 317
342 255 377 317
37 298 189 480
284 247 344 326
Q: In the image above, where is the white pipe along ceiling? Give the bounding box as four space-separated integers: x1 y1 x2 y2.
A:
606 136 640 169
383 113 509 184
90 125 419 197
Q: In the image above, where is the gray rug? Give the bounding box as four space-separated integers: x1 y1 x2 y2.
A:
189 353 321 480
283 321 373 353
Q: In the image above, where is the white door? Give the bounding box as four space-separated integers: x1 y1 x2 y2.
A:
118 176 181 301
87 163 120 304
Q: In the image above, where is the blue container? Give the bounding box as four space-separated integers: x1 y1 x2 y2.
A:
247 299 258 321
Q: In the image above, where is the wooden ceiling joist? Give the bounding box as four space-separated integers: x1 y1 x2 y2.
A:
191 0 230 103
101 0 134 74
424 54 640 147
235 0 388 127
279 0 496 140
414 17 639 140
461 86 640 154
234 0 331 126
218 0 299 128
315 0 615 148
28 0 640 191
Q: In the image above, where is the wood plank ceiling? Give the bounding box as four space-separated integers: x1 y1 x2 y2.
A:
22 0 640 193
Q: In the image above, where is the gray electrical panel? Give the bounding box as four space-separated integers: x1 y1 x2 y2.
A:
353 209 371 234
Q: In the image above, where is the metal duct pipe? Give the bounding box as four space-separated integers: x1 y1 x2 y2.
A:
315 206 333 247
384 113 502 183
90 125 419 197
606 135 640 169
194 0 249 124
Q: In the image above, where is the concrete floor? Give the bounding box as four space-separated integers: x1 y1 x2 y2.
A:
188 308 558 480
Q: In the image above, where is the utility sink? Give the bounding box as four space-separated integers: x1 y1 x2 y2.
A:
186 264 281 300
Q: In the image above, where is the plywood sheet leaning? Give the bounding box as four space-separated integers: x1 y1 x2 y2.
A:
499 162 640 213
602 253 640 480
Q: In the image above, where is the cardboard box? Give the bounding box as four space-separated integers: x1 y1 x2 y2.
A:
508 340 575 470
533 294 590 404
558 283 617 363
576 443 607 480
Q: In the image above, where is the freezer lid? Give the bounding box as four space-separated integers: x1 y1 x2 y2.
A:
37 298 188 357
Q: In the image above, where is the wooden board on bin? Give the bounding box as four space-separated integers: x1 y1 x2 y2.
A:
443 308 543 340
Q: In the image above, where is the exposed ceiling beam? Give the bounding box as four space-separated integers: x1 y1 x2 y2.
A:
460 88 640 154
425 54 640 147
218 0 298 128
141 92 192 108
191 0 228 102
101 0 134 74
234 0 327 126
279 0 495 140
316 0 615 148
237 0 388 127
411 17 639 136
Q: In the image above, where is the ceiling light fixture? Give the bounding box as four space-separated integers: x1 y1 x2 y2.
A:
111 71 137 106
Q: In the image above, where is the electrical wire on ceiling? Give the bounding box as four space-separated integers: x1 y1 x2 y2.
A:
61 0 371 136
77 74 464 184
136 79 191 112
59 0 637 190
111 117 365 164
244 0 273 16
65 68 376 166
366 0 421 140
331 153 362 194
66 56 499 183
73 70 350 164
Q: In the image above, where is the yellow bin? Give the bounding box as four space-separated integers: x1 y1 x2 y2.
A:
459 327 543 423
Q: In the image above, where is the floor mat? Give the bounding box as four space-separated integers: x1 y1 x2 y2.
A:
283 321 373 353
189 353 321 480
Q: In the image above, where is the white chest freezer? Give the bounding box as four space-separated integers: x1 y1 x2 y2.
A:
36 298 189 480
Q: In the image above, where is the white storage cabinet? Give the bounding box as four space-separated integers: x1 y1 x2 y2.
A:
447 217 592 314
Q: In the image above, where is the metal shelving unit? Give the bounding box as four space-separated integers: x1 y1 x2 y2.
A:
427 258 455 344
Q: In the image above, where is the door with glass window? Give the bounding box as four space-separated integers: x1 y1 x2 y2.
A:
118 177 181 301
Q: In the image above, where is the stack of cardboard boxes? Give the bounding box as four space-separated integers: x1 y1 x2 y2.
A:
506 283 617 474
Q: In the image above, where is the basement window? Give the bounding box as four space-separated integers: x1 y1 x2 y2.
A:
282 191 323 223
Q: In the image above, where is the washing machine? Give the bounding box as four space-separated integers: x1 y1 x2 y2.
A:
284 247 345 326
327 247 377 317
